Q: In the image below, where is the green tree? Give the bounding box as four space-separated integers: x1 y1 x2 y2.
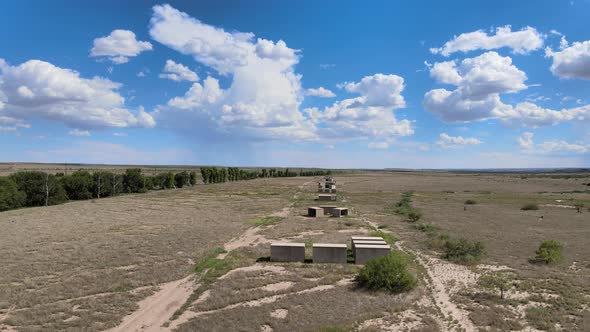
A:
10 171 67 207
189 171 197 185
123 168 145 193
63 170 93 200
0 177 25 211
479 272 511 299
174 171 190 188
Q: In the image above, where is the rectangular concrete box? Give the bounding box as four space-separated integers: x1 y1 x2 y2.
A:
320 205 337 214
313 243 347 264
351 239 387 251
354 244 391 264
318 194 337 201
351 236 384 241
332 207 349 217
271 243 305 262
308 207 324 217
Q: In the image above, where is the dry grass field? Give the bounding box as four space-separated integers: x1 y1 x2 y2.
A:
1 171 589 331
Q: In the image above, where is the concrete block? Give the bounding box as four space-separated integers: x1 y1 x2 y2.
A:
313 243 347 264
271 242 305 262
308 207 324 217
318 194 337 201
351 236 384 241
354 244 391 264
320 205 337 215
352 239 387 251
332 207 349 217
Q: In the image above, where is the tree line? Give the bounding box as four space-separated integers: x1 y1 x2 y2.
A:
0 167 333 212
0 168 198 212
200 167 332 184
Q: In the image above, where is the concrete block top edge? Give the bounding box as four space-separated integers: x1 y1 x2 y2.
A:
354 244 391 249
333 207 348 210
353 240 387 245
271 242 306 247
313 243 347 248
351 236 384 240
308 207 322 209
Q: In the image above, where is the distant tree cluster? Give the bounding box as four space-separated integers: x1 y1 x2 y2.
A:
200 167 333 184
0 168 199 212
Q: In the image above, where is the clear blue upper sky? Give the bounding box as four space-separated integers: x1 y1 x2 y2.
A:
1 0 589 168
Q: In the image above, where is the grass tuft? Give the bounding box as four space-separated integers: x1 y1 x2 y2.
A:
249 215 284 226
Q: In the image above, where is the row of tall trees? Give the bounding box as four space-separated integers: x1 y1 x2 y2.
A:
201 167 333 184
0 169 199 212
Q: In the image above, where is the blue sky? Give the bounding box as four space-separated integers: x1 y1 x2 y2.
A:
1 0 589 168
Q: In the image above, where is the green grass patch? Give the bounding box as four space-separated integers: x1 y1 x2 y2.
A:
444 238 484 265
521 203 539 211
370 230 398 245
385 191 422 222
249 215 284 226
413 223 438 233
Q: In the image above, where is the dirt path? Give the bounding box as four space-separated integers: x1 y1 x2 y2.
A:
107 179 314 332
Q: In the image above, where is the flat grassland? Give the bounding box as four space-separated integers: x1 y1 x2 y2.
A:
1 171 589 331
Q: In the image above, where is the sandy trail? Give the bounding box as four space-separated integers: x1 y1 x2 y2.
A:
108 179 314 331
106 275 196 332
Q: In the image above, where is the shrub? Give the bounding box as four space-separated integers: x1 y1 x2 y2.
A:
189 171 197 185
465 199 477 205
479 272 511 299
0 177 25 211
407 210 422 222
521 203 539 211
534 240 563 264
355 251 416 293
427 233 449 250
444 238 484 264
414 223 438 233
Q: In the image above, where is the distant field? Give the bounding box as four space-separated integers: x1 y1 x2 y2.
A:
1 171 589 331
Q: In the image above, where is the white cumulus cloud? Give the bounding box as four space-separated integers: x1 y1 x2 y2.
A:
546 40 590 80
0 58 155 129
431 25 544 56
159 59 199 82
69 129 90 136
368 142 389 149
306 87 335 98
436 133 482 148
518 132 589 154
90 29 153 64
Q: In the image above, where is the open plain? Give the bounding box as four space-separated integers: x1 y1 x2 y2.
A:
1 171 589 331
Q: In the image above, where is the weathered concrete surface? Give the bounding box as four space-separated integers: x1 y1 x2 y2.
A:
312 243 347 264
271 243 305 262
307 207 324 217
351 238 387 251
351 236 384 241
332 207 349 217
354 244 391 264
319 205 337 215
318 194 337 201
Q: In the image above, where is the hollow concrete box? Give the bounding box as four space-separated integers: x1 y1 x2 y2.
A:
271 243 305 262
308 207 324 217
354 244 391 264
313 243 347 264
332 207 349 217
320 205 337 215
352 239 387 251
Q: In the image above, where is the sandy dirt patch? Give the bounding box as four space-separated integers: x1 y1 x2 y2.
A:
270 308 289 319
260 281 295 292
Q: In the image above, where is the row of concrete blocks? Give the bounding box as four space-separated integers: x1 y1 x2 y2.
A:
318 188 337 193
270 236 390 264
308 206 349 217
318 194 337 201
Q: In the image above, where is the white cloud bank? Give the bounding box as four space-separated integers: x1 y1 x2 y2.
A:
431 26 544 56
0 58 155 129
546 40 590 80
518 132 589 154
424 51 590 127
159 59 199 82
436 133 482 148
150 4 412 144
90 29 153 64
306 87 335 98
69 129 91 137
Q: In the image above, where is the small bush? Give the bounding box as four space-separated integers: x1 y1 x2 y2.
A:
407 210 422 222
414 223 438 233
464 199 477 205
521 203 539 211
355 251 416 293
444 238 484 264
427 233 449 250
479 272 512 299
534 240 563 264
250 216 283 226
